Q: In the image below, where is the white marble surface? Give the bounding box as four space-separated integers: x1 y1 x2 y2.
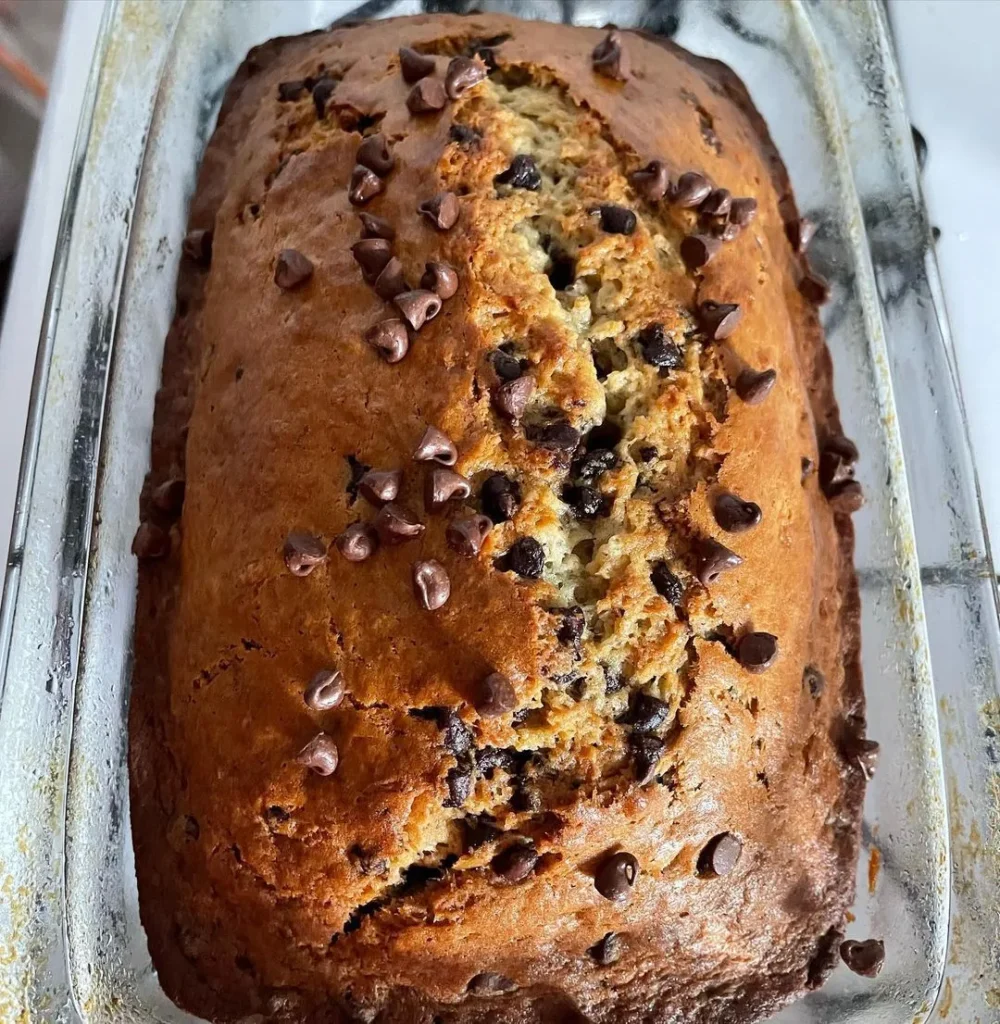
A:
0 0 997 568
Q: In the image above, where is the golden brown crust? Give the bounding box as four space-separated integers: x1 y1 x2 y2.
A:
129 15 865 1024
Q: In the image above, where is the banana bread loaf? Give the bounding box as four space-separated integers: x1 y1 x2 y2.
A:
129 13 872 1023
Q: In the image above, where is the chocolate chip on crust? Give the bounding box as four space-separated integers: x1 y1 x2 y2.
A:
359 211 395 240
418 191 460 230
283 530 326 575
420 261 459 299
304 669 345 711
630 160 669 202
356 133 394 176
348 165 384 206
592 29 629 81
697 301 742 340
671 171 712 208
274 249 313 289
406 77 447 114
412 559 451 610
399 46 435 83
695 538 742 586
413 426 458 466
364 319 409 363
491 843 538 882
358 469 401 507
296 733 339 776
713 493 762 533
734 367 777 405
335 522 378 562
447 514 492 557
594 851 639 902
425 468 471 511
736 632 778 673
697 832 743 877
374 503 425 544
477 672 517 717
589 932 622 966
445 55 487 99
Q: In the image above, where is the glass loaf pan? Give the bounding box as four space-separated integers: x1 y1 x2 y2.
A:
0 1 997 1022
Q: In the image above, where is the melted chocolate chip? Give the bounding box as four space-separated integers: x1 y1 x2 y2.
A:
697 301 742 341
671 171 712 208
695 538 742 586
736 632 778 673
630 160 669 202
700 188 732 217
680 233 722 271
399 46 435 83
413 425 458 466
492 376 534 421
152 478 185 516
445 55 487 99
631 733 666 785
636 323 683 370
132 522 170 560
556 605 585 647
467 973 516 995
651 562 684 606
490 347 526 382
413 559 451 610
803 665 825 698
374 503 425 545
729 197 758 227
447 514 493 557
735 368 777 405
592 29 628 82
713 493 762 533
624 692 670 734
420 261 459 299
492 843 538 882
348 165 384 206
418 191 460 230
274 249 314 289
356 133 394 176
182 228 213 266
283 531 327 575
304 669 345 711
589 932 622 966
444 711 474 756
406 77 447 114
697 832 742 877
296 733 339 776
562 484 606 520
449 123 482 146
501 537 545 579
573 447 617 482
597 204 637 235
351 238 393 282
481 473 521 523
335 522 378 562
595 851 639 902
364 319 409 363
359 211 395 240
445 765 473 807
839 939 885 978
394 289 442 331
494 154 541 191
799 270 831 304
425 468 471 511
311 77 336 119
373 257 407 300
526 418 580 452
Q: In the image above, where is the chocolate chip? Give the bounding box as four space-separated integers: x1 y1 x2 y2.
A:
399 46 435 83
311 77 336 119
697 301 742 341
359 469 401 506
447 514 492 557
420 261 459 299
699 188 731 217
152 477 185 516
594 851 639 902
274 249 314 289
374 503 425 545
296 733 339 776
787 217 816 253
597 204 637 235
736 632 778 673
589 932 622 966
443 711 474 756
132 521 170 560
394 289 442 331
819 435 859 494
562 484 606 520
413 559 451 610
348 165 384 206
445 765 473 807
364 319 409 363
573 448 617 482
418 191 460 230
477 671 517 717
695 538 742 585
624 692 670 734
801 456 815 482
670 171 712 208
827 480 865 514
492 375 534 421
734 368 777 405
413 425 458 466
426 468 471 511
638 445 657 462
348 844 389 876
799 270 831 304
335 522 378 562
803 665 825 698
501 537 545 579
592 28 628 82
374 257 407 300
351 238 393 282
839 939 885 978
713 493 762 533
460 814 501 849
490 347 525 382
467 973 516 995
631 734 666 785
492 843 537 882
445 55 487 99
304 669 346 711
650 562 684 606
697 832 742 877
630 160 669 202
359 211 395 240
729 197 758 227
277 80 307 102
356 133 394 176
680 233 722 271
710 217 742 242
481 473 521 522
182 228 213 266
449 123 481 146
636 323 683 370
526 418 580 451
406 77 447 114
843 735 880 779
283 530 327 575
494 154 541 191
555 606 585 647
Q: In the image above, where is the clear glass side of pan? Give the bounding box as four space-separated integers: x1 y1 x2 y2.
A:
0 2 994 1023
